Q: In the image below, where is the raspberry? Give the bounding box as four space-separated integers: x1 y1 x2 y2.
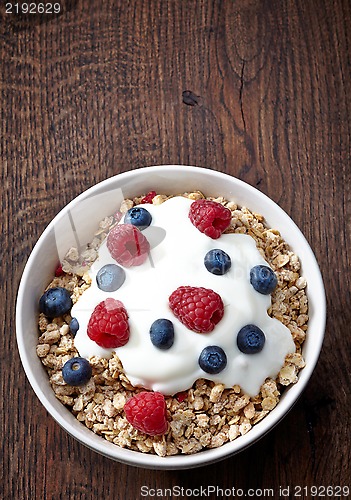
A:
107 223 150 267
55 264 64 277
87 298 130 348
141 190 157 204
189 199 231 239
176 391 188 403
124 391 168 436
169 286 224 333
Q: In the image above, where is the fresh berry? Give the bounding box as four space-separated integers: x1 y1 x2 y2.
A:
198 345 227 374
62 357 92 386
189 199 231 239
124 391 168 436
250 265 278 295
169 286 224 333
204 249 231 275
107 223 150 267
149 319 174 350
39 287 73 318
69 317 79 336
124 207 152 230
237 324 265 354
176 391 188 403
87 298 130 348
55 264 64 277
141 191 157 204
96 264 126 292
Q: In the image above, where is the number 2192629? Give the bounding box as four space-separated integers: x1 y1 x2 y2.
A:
6 3 61 14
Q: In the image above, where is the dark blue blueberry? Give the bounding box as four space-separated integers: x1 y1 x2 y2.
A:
150 319 174 350
62 357 92 386
124 207 152 230
39 287 73 318
204 249 231 275
237 324 265 354
198 345 227 374
69 317 79 336
250 265 278 295
96 264 126 292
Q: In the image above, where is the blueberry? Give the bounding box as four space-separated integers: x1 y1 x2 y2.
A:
39 287 73 318
150 319 174 350
237 324 265 354
69 317 79 336
62 357 92 386
198 345 227 374
204 249 231 275
124 207 152 230
250 265 277 294
96 264 126 292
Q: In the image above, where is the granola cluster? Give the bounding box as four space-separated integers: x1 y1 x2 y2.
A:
36 191 307 456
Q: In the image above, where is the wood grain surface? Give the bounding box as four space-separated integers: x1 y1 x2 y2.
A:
1 0 350 498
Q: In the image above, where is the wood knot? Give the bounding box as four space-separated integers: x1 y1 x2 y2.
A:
182 90 201 106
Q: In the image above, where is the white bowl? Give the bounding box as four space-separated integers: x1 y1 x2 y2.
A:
16 165 326 469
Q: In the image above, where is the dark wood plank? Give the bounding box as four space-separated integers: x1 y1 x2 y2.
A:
1 0 350 498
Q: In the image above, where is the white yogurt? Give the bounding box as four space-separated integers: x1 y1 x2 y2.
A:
73 196 295 396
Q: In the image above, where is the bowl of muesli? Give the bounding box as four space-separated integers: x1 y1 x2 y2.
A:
16 165 326 469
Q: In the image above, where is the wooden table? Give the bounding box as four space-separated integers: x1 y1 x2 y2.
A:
2 1 350 498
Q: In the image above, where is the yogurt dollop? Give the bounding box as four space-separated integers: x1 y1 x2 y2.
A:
73 196 295 396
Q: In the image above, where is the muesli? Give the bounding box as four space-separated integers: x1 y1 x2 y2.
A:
36 191 307 456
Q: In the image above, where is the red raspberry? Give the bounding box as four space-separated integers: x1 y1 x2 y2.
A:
107 223 150 267
176 391 188 403
141 190 157 204
124 391 168 436
87 298 130 348
55 264 64 277
189 199 231 239
169 286 224 333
